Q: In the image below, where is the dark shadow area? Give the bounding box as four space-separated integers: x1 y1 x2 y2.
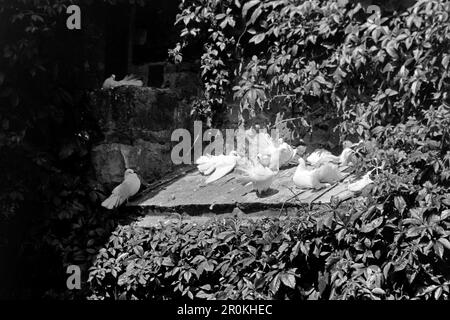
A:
256 188 280 198
0 0 184 299
129 165 197 206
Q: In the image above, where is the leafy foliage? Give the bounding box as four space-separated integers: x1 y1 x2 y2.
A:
88 195 450 300
170 0 450 134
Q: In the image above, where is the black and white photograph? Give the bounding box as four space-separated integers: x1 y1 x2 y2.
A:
1 0 450 311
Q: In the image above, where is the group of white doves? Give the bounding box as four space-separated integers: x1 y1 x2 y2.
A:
101 125 375 210
195 126 373 196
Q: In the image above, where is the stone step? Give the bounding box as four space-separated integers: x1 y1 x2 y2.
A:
130 164 360 216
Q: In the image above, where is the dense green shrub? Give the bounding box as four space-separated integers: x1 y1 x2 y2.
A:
87 193 450 300
171 0 450 137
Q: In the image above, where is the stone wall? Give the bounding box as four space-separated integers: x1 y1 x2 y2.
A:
162 62 202 99
89 86 192 185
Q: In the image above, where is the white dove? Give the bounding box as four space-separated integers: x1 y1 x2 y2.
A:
102 74 143 89
347 171 374 193
316 163 343 184
245 129 296 170
293 158 330 189
195 151 240 184
244 128 272 158
102 169 141 209
277 138 297 168
236 153 278 195
306 147 354 167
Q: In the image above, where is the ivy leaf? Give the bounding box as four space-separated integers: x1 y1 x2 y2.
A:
162 257 174 267
249 6 262 25
438 238 450 250
249 33 265 44
290 241 301 261
280 273 296 289
133 246 144 257
434 242 444 258
360 217 383 233
434 287 443 300
278 241 289 254
242 0 260 18
269 273 281 294
442 54 450 69
215 13 226 20
386 46 398 59
411 80 421 95
372 288 386 295
196 291 211 299
394 196 407 214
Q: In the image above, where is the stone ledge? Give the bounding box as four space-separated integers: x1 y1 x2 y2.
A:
88 86 192 185
131 165 361 216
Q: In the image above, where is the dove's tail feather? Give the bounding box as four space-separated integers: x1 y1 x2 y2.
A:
102 194 122 210
118 74 143 87
122 74 137 81
119 79 143 87
317 164 342 183
195 155 212 164
197 161 215 175
205 161 236 184
205 169 227 184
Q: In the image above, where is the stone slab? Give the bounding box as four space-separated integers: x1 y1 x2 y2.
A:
131 164 358 214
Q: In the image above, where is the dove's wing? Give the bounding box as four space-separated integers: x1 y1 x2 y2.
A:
118 74 143 87
249 166 276 192
277 143 298 167
195 154 212 164
316 164 343 183
205 155 237 184
307 149 339 166
293 165 327 189
202 164 216 175
237 162 276 193
120 173 141 198
306 149 327 164
279 144 292 167
248 166 275 182
245 131 276 160
196 155 218 175
102 173 140 209
257 133 277 155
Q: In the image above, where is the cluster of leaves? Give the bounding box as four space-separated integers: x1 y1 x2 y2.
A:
169 0 242 125
88 190 450 300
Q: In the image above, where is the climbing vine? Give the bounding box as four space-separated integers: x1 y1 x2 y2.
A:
171 0 450 140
